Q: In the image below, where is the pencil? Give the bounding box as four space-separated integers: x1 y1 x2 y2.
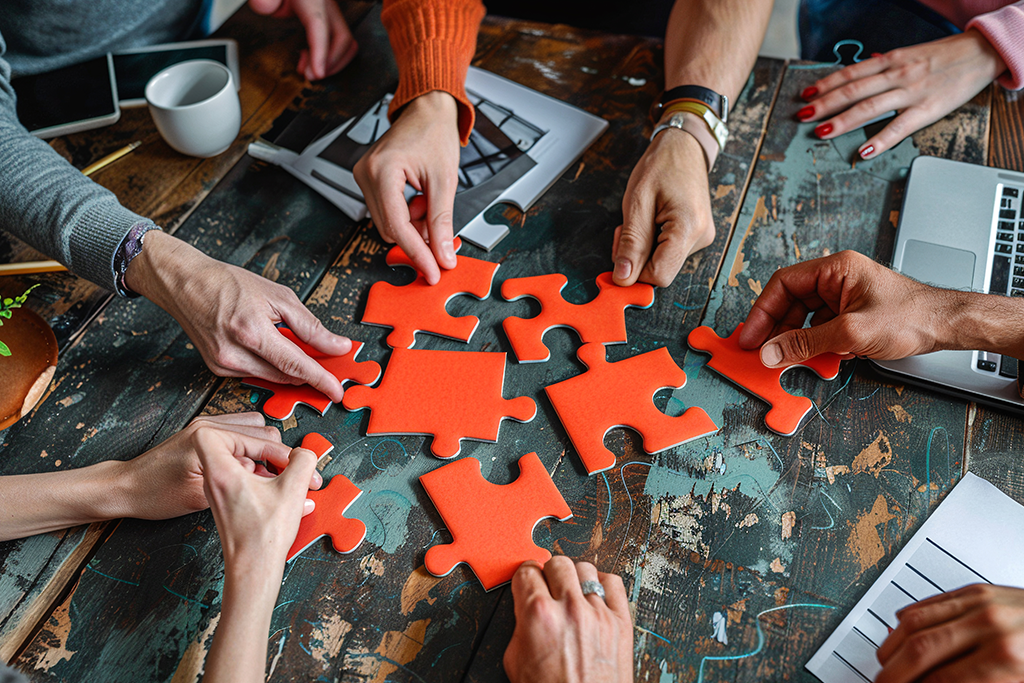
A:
1 142 143 276
81 140 142 177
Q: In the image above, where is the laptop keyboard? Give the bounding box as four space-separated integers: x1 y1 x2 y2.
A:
990 185 1024 298
980 184 1024 376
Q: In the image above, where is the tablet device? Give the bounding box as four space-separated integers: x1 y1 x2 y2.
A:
10 54 120 139
113 39 240 107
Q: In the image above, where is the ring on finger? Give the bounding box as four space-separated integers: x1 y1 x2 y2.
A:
581 580 606 600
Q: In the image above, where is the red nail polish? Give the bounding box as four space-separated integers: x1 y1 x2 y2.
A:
801 86 818 100
797 105 815 121
815 123 833 138
860 145 875 159
871 52 883 58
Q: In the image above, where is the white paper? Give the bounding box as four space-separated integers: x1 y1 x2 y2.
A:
806 472 1024 682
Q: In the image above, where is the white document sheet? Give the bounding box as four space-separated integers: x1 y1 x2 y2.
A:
806 472 1024 683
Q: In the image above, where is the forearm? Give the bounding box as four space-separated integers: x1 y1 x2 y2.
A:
939 289 1024 358
664 0 774 103
204 562 283 683
0 54 154 292
0 461 130 540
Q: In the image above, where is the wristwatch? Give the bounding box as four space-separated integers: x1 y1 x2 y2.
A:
651 85 729 123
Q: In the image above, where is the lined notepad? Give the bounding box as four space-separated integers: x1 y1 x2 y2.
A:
806 472 1024 683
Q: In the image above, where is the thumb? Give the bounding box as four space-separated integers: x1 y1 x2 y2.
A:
760 319 852 368
613 196 655 287
277 447 319 499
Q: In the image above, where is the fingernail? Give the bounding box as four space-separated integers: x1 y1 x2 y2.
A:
797 106 815 121
871 52 883 58
815 123 833 138
442 239 456 263
762 343 783 367
614 259 632 281
860 145 875 159
801 86 818 100
312 470 323 487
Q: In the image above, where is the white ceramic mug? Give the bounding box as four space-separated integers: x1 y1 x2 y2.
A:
145 60 241 158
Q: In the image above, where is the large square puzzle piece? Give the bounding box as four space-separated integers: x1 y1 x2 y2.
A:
243 328 382 420
361 237 499 348
545 343 718 475
287 433 367 561
500 272 655 362
420 452 573 590
687 323 844 437
341 349 536 458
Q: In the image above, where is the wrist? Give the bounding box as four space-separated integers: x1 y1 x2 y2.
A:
401 90 458 125
74 460 136 521
124 230 188 303
941 289 1024 356
963 28 1008 81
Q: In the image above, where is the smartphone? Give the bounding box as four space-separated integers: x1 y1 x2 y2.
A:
113 39 240 107
10 54 120 139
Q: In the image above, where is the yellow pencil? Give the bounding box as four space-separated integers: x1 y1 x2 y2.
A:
81 140 142 177
1 141 143 276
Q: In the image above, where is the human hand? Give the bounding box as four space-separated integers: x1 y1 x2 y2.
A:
503 557 633 683
798 30 1006 160
738 250 948 367
118 412 320 521
125 230 351 402
192 423 320 572
353 91 460 285
612 128 715 288
875 584 1024 683
248 0 357 80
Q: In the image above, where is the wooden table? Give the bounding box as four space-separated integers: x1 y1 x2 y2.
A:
2 5 1023 682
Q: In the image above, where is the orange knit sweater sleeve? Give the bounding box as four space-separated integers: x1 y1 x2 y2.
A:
381 0 486 145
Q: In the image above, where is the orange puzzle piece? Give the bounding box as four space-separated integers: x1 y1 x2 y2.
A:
421 453 573 590
287 433 367 562
687 324 844 437
361 237 499 348
501 272 655 362
545 343 718 475
341 349 536 459
243 328 381 420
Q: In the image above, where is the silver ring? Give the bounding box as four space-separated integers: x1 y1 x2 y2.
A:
580 580 606 600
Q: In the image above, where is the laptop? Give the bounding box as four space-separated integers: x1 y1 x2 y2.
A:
871 156 1024 413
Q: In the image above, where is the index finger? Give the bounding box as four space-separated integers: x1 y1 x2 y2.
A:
380 180 442 285
256 329 344 402
293 0 329 79
739 260 833 348
510 561 553 620
808 55 889 99
192 427 293 474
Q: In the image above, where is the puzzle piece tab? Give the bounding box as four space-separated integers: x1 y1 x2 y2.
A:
342 349 536 458
243 328 381 420
544 343 718 475
421 453 573 590
362 237 499 348
287 433 367 561
687 324 843 436
501 272 655 362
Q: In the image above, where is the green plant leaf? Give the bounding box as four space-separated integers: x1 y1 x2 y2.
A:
0 310 10 319
0 341 10 357
2 299 11 307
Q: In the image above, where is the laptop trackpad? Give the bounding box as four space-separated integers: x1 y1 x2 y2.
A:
900 240 976 290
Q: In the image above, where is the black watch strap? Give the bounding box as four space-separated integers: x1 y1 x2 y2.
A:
659 85 728 122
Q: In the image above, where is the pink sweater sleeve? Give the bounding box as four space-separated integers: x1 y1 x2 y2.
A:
967 1 1024 90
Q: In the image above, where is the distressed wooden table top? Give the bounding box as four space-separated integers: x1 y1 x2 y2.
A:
2 5 1023 682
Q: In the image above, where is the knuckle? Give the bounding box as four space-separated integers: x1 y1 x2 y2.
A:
575 560 597 574
262 425 282 441
785 330 815 360
905 632 939 663
615 229 648 256
978 604 1007 629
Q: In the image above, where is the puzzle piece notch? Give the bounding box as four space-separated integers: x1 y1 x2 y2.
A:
686 323 843 437
362 236 500 349
501 272 655 362
342 349 536 459
242 329 382 421
287 433 366 561
544 343 718 475
420 453 573 590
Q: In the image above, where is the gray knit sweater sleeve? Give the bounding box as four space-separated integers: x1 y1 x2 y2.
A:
0 30 155 294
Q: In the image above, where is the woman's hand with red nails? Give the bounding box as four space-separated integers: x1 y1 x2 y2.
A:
797 29 1005 159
